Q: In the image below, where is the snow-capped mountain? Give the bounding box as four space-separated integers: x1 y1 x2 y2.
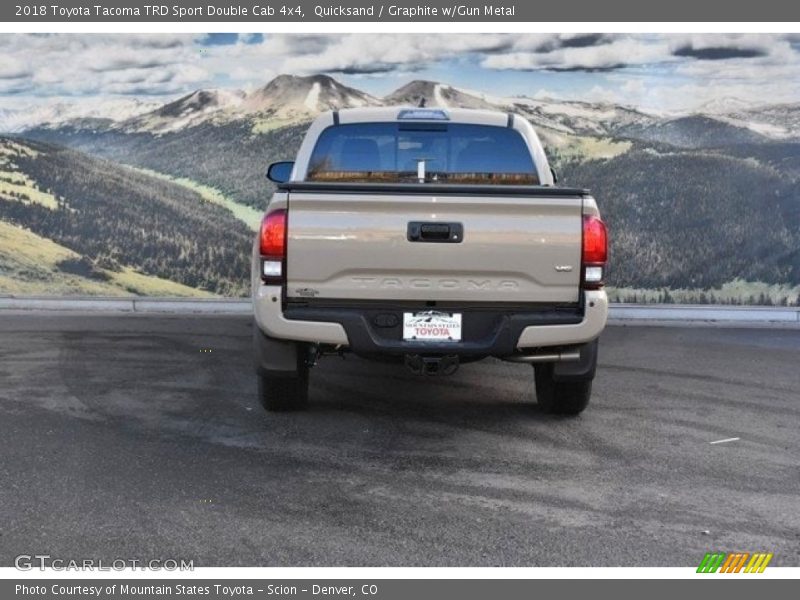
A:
383 80 497 110
511 98 658 137
241 74 377 118
380 81 660 138
697 97 757 115
116 74 380 134
719 103 800 140
120 89 246 134
682 96 799 139
9 74 800 143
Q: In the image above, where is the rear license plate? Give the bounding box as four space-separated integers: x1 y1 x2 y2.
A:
403 311 462 342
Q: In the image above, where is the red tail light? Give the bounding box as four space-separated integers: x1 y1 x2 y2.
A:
582 215 607 289
260 209 287 284
260 209 287 257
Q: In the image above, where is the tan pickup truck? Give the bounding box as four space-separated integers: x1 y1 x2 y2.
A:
252 107 608 415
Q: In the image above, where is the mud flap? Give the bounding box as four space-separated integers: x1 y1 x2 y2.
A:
551 339 598 383
253 326 302 377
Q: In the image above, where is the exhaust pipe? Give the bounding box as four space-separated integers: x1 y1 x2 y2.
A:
503 349 581 363
405 354 460 376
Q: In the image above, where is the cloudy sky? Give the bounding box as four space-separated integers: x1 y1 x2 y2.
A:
1 33 799 111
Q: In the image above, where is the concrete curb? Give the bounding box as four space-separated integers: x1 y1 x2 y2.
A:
0 297 798 327
0 296 252 314
609 303 800 324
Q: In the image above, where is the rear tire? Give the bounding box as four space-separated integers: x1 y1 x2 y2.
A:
257 351 310 412
534 363 592 415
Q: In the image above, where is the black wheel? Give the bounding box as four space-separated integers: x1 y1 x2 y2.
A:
257 353 310 412
534 363 592 416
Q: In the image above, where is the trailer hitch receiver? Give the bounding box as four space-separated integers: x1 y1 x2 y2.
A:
404 354 460 376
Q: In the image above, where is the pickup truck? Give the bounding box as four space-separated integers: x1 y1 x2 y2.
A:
252 107 608 415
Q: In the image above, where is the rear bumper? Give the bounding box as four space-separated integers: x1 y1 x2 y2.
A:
517 289 607 348
253 285 349 345
254 286 607 356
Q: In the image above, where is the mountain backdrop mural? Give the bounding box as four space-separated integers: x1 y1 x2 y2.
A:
1 34 799 303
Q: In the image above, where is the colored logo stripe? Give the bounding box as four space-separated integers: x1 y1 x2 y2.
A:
697 552 773 573
719 553 749 573
745 553 773 573
697 552 726 573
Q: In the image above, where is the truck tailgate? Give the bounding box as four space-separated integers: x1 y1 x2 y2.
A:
286 190 583 304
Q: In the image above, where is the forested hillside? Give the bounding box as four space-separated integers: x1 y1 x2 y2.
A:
26 120 308 211
616 116 768 148
25 123 800 299
560 146 800 289
0 137 252 296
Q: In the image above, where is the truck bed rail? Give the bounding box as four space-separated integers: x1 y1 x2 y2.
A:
278 181 591 197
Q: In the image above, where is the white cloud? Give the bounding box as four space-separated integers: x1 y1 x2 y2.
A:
481 36 674 71
480 33 800 73
206 33 514 77
0 33 205 97
621 79 646 96
0 33 797 113
0 56 31 80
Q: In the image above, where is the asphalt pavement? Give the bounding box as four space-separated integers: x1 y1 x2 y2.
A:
0 314 798 567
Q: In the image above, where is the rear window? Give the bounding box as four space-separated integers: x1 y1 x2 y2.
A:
306 122 539 185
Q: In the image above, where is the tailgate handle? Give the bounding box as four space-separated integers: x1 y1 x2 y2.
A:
407 222 463 243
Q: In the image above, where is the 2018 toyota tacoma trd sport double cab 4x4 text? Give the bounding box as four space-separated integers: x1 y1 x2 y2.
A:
252 107 608 415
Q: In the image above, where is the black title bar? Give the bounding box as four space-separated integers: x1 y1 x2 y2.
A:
5 0 800 22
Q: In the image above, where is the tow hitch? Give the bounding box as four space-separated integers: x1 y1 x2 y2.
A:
404 354 460 376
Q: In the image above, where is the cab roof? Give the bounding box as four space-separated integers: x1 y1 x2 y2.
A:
332 106 511 128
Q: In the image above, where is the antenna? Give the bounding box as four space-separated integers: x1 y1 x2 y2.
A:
418 97 426 108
